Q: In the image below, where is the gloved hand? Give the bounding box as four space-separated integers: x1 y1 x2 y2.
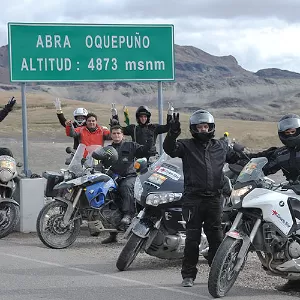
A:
110 118 119 126
169 113 180 132
6 97 16 111
54 98 62 111
167 114 172 124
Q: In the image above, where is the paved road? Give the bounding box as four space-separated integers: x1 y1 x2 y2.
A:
0 231 299 300
0 137 298 299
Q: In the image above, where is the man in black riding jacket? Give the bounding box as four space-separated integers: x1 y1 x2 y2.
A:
110 105 172 160
249 113 300 293
96 125 152 244
163 110 241 287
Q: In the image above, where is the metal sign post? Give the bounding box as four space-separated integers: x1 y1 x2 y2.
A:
21 83 30 177
158 81 164 155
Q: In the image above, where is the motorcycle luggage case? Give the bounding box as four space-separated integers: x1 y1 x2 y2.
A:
43 171 64 197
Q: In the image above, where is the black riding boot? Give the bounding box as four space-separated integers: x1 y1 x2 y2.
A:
101 232 118 244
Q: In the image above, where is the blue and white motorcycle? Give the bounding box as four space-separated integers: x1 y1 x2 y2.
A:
36 144 122 249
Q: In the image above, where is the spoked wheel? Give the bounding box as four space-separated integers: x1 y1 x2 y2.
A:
36 200 80 249
0 202 20 238
208 237 244 298
116 233 145 271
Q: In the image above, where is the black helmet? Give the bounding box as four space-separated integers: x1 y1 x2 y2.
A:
278 114 300 148
189 110 215 142
136 106 151 124
92 146 118 168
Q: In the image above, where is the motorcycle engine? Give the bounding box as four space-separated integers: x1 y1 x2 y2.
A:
288 240 300 259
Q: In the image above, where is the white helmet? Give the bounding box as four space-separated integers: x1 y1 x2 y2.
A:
73 108 88 126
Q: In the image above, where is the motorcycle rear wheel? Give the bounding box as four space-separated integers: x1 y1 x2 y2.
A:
208 237 243 298
116 233 145 271
0 202 20 239
36 200 80 249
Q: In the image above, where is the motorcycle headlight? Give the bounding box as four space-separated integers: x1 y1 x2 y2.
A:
146 192 182 206
134 177 143 202
230 185 252 205
63 171 73 181
0 169 13 182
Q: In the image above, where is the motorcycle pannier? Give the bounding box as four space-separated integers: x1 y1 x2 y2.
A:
43 172 64 197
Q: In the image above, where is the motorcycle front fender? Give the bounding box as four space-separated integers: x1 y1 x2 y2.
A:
132 219 153 238
0 198 19 206
54 196 75 226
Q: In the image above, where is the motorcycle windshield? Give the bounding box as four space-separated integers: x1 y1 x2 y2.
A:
236 157 268 183
68 144 102 176
148 151 172 171
68 144 86 176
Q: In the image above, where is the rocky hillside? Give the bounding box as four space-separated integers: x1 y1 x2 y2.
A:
1 44 300 121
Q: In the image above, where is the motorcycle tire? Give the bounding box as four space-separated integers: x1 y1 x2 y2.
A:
116 233 145 271
36 200 80 249
0 202 20 239
208 237 243 298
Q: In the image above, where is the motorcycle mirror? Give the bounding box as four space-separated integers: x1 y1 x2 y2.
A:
16 162 23 168
65 147 73 154
233 143 245 153
134 158 148 174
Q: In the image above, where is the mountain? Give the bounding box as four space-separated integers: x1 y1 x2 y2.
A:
1 44 300 121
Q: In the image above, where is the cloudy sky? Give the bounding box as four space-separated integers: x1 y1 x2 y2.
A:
1 0 300 73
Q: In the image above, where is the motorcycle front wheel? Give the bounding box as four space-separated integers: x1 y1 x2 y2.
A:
116 233 145 271
36 200 80 249
208 237 243 298
0 202 20 238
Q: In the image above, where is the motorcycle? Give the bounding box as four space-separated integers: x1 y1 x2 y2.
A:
0 154 22 238
116 149 245 271
208 157 300 298
36 143 123 249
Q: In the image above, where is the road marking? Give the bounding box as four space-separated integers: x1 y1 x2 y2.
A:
0 251 210 299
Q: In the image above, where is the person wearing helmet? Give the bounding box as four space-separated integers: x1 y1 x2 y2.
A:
247 113 300 293
54 98 88 150
54 98 88 129
163 110 241 287
110 104 173 159
66 112 110 157
96 124 152 244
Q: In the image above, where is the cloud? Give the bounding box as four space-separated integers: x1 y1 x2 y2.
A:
2 0 300 72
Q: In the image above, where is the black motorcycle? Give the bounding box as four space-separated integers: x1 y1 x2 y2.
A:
116 149 246 271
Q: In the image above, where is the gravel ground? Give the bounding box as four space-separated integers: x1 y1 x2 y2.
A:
1 136 300 298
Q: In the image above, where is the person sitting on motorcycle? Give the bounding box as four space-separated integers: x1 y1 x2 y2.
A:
163 110 241 287
66 112 110 157
110 105 173 161
98 124 153 244
0 97 16 157
249 113 300 293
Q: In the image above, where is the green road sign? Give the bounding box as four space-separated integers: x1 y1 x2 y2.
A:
8 23 175 82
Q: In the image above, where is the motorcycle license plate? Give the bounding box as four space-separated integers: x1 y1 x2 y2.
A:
132 222 150 237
